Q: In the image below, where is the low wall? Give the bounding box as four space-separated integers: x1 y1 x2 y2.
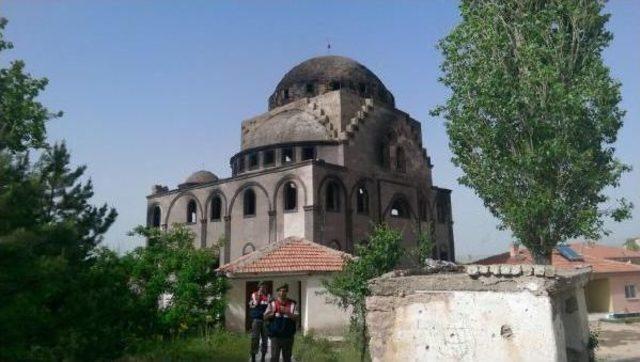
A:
366 265 591 362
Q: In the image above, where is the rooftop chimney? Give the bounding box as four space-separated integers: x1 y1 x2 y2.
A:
509 243 520 258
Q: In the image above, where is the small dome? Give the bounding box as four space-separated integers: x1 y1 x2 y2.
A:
242 109 331 150
268 56 394 110
180 170 218 188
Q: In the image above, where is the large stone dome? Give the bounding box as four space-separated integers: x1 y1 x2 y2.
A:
268 56 395 110
242 109 331 150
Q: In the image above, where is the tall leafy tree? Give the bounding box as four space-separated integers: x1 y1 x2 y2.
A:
324 225 402 361
432 0 632 263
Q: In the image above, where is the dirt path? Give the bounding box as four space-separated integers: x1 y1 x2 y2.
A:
590 320 640 362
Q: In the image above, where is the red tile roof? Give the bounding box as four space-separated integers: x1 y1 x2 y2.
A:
569 242 640 261
216 237 351 276
475 246 640 275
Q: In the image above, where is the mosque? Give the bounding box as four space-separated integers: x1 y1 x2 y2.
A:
146 55 455 333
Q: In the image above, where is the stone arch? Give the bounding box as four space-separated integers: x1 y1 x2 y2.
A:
382 193 416 220
272 174 308 210
228 181 272 216
242 242 256 255
317 174 348 211
205 189 228 220
165 191 204 225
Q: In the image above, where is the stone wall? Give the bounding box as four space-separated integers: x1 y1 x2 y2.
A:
366 266 591 362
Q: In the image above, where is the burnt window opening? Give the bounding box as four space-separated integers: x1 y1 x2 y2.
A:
358 83 367 95
243 189 256 216
301 146 315 161
283 182 297 211
377 142 388 167
330 81 341 91
437 197 450 223
390 199 410 218
356 186 369 214
211 196 222 221
325 181 340 212
151 206 161 227
248 153 258 169
306 83 314 94
419 200 428 221
263 149 275 166
186 200 197 224
237 157 245 173
281 147 294 164
396 147 406 173
283 89 290 100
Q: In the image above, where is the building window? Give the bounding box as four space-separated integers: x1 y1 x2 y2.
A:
396 147 406 173
437 197 450 223
248 153 258 169
301 146 315 161
358 83 367 95
330 81 341 90
243 189 256 216
237 157 245 173
390 199 410 218
283 89 289 100
356 186 369 214
186 200 197 224
378 142 388 167
419 200 428 221
242 243 256 255
306 83 314 94
281 147 294 164
325 181 340 212
151 206 161 227
625 284 637 299
263 149 275 166
211 196 222 221
283 182 297 211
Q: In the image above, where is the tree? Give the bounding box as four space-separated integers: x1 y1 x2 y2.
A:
432 0 632 264
125 226 229 339
324 225 403 362
624 237 640 251
0 18 61 153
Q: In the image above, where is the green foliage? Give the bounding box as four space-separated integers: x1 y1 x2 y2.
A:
624 238 640 251
407 230 435 267
0 18 62 153
293 332 365 362
125 226 229 339
432 0 632 263
324 224 402 361
588 327 600 361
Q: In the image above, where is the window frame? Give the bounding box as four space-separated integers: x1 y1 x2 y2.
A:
625 284 637 299
263 149 275 167
243 189 256 217
210 195 222 221
248 153 259 169
281 147 295 164
325 182 341 212
301 146 315 161
186 200 198 224
356 186 369 215
283 182 298 212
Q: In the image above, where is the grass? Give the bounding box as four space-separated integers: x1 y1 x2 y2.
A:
119 330 250 362
120 329 365 362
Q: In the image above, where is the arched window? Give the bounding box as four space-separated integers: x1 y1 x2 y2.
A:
356 186 369 214
211 195 222 221
325 181 340 212
377 142 388 167
151 205 161 227
390 198 410 218
242 243 256 255
243 189 256 216
283 182 297 211
396 147 406 173
186 200 197 223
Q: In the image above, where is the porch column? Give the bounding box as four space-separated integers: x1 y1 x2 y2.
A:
224 216 231 264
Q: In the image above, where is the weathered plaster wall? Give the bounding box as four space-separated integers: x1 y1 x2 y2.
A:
609 273 640 313
366 269 591 362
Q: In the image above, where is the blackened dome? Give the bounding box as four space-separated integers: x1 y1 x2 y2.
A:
268 56 394 110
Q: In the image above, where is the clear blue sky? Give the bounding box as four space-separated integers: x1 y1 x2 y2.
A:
2 1 638 259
